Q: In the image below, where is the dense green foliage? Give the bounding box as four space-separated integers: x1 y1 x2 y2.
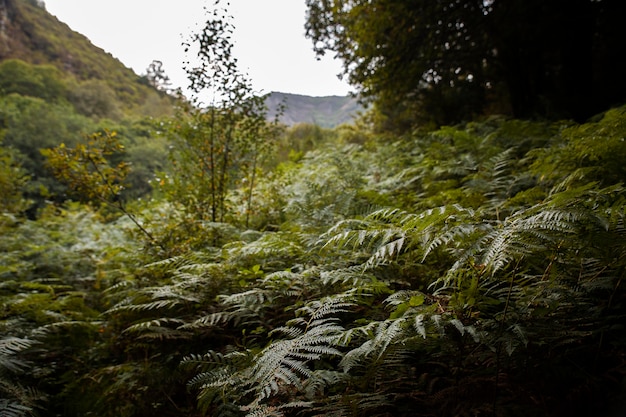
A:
2 107 626 416
0 58 171 211
1 0 626 416
305 0 626 128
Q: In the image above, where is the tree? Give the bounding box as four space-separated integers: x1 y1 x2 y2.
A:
68 79 121 119
0 59 67 101
0 147 30 215
42 130 160 247
164 0 280 228
0 94 97 207
305 0 626 128
143 59 172 93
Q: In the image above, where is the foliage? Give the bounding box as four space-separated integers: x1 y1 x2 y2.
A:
67 79 122 119
0 60 173 211
3 0 175 118
42 131 129 206
529 106 626 188
4 96 626 416
0 147 30 215
162 0 282 230
0 204 138 416
42 131 161 248
305 0 626 128
2 1 626 415
271 123 332 165
0 93 96 201
0 59 67 101
173 112 626 416
0 337 43 417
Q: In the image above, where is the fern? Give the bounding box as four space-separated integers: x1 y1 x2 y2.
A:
245 296 349 408
0 338 33 373
307 392 393 417
241 402 313 417
0 400 32 417
224 231 306 267
0 337 42 417
183 349 253 411
122 318 188 340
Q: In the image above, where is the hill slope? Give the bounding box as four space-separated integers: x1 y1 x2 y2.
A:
0 0 358 126
0 0 170 116
266 92 362 128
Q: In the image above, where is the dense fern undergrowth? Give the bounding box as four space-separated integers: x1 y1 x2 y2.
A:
2 107 626 417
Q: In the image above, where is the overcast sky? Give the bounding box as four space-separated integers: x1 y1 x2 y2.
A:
42 0 352 97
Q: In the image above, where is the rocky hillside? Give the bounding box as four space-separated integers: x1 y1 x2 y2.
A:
0 0 170 116
266 92 362 128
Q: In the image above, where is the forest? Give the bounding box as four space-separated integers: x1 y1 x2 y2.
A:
1 0 626 416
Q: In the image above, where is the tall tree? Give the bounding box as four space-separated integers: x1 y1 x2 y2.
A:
164 0 279 227
305 0 626 128
143 59 171 92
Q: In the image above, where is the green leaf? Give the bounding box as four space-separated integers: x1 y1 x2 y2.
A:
408 294 425 307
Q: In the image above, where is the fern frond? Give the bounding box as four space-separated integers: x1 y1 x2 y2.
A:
270 325 305 339
219 289 270 307
143 254 195 273
0 337 34 357
226 231 305 266
339 319 408 372
181 311 236 329
303 369 349 398
244 295 349 407
0 338 35 374
250 333 341 397
143 285 200 302
102 278 135 294
105 298 182 314
310 392 392 417
183 350 250 373
318 264 376 288
296 295 355 322
414 314 427 339
243 401 312 417
0 400 32 417
122 318 185 334
384 290 424 307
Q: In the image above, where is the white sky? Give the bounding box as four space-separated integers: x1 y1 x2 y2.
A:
42 0 352 97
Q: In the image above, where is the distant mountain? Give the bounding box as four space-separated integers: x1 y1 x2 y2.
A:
266 92 362 128
0 0 171 116
0 0 360 126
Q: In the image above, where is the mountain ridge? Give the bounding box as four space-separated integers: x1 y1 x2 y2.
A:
266 91 362 128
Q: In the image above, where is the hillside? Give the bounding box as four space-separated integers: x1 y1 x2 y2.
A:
0 0 359 126
266 91 362 128
0 0 171 116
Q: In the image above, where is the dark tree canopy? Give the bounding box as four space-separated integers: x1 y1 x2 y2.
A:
305 0 626 127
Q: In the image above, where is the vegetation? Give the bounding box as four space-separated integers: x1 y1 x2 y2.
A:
1 0 625 416
305 0 626 128
0 0 175 117
3 105 626 417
